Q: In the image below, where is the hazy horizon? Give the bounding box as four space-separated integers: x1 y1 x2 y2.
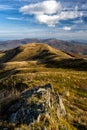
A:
0 37 87 44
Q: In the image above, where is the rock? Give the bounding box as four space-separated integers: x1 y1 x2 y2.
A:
59 96 66 116
6 84 66 126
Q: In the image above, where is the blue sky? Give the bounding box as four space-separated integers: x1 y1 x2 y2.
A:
0 0 87 40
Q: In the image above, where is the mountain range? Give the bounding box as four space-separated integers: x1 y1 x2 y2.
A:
0 38 87 55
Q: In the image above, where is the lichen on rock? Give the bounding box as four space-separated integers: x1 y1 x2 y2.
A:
6 84 66 129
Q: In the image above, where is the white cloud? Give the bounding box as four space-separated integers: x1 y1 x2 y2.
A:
63 26 71 31
73 19 83 24
20 0 61 15
20 0 83 27
6 17 24 20
0 5 14 10
36 14 59 27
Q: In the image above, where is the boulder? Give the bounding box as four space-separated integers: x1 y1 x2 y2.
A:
6 84 66 126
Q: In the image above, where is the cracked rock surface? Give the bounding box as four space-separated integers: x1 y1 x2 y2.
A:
6 84 66 126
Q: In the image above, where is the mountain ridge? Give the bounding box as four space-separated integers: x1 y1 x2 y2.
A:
0 38 87 55
0 43 87 71
0 43 72 63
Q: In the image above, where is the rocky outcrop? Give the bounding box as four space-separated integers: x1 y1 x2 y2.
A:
5 84 66 127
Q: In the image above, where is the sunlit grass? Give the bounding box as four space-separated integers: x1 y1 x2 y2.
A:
0 61 87 130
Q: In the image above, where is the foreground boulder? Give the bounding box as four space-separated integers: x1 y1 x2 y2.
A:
3 84 67 130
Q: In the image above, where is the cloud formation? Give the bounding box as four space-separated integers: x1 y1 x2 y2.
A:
63 26 71 31
7 17 24 20
20 0 61 15
20 0 83 27
0 5 14 10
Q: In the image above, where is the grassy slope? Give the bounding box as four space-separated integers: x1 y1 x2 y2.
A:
0 43 72 63
0 43 87 129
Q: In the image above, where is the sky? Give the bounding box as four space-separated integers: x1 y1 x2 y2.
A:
0 0 87 41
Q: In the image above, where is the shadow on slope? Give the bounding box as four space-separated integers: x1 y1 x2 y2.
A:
0 47 22 63
45 58 87 71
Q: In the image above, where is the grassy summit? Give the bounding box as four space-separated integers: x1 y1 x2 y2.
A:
0 43 72 63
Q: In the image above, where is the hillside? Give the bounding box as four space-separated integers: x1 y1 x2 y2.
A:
0 43 87 71
0 43 72 63
0 38 87 55
0 43 87 130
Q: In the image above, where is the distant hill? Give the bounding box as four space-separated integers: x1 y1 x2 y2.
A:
0 39 40 50
0 38 87 55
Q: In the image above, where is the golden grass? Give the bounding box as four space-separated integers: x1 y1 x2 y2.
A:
0 43 87 129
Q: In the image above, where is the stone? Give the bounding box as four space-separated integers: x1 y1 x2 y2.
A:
5 84 66 126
